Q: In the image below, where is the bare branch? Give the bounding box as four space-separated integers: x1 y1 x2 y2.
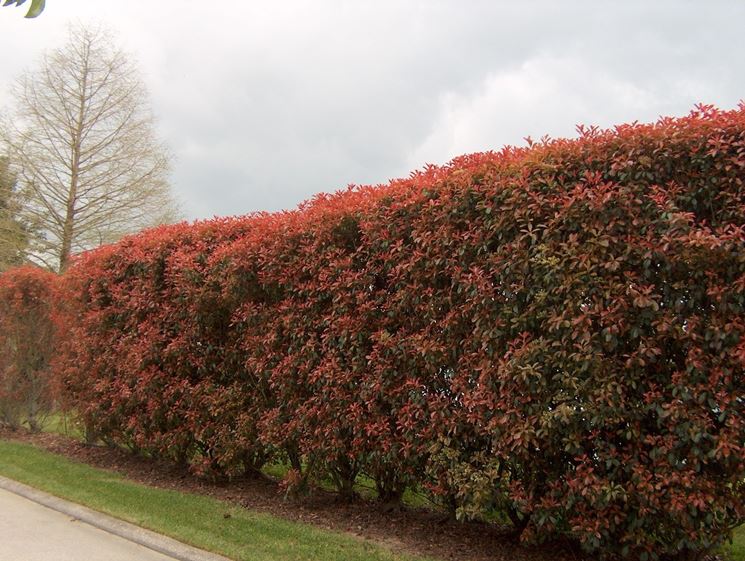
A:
0 23 180 272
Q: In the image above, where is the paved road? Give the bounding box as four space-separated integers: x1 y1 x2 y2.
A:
0 487 177 561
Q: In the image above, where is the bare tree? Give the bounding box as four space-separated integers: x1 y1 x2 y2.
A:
1 24 179 272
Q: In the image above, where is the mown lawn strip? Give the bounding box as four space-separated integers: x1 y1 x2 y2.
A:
0 440 429 561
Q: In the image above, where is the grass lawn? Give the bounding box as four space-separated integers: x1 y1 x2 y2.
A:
41 411 84 440
2 434 743 561
727 525 745 561
0 439 431 561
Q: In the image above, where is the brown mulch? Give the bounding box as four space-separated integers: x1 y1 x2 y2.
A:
0 428 588 561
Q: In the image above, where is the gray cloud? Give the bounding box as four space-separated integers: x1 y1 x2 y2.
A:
1 0 743 220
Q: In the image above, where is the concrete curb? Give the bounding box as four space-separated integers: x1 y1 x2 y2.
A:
0 475 234 561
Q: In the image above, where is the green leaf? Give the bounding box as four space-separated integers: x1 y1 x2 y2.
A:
24 0 43 17
2 0 44 16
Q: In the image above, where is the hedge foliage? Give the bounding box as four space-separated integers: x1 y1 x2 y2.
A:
0 265 58 430
21 105 745 558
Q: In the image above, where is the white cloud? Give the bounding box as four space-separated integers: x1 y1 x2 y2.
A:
0 1 743 219
406 55 667 169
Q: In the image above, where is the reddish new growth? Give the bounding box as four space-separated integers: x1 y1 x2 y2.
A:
11 104 743 559
0 266 59 431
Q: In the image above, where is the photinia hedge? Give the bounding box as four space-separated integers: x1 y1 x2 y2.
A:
48 104 745 559
56 218 268 474
0 265 59 431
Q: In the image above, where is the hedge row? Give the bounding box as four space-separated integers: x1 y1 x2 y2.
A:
46 105 745 558
0 266 58 430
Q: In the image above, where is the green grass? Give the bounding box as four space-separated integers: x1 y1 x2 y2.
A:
724 525 745 560
41 411 84 439
0 440 431 561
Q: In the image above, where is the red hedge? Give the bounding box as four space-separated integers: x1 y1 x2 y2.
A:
0 265 59 430
53 104 745 559
57 218 264 472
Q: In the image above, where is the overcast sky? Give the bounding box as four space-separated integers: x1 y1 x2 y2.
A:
1 1 743 220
